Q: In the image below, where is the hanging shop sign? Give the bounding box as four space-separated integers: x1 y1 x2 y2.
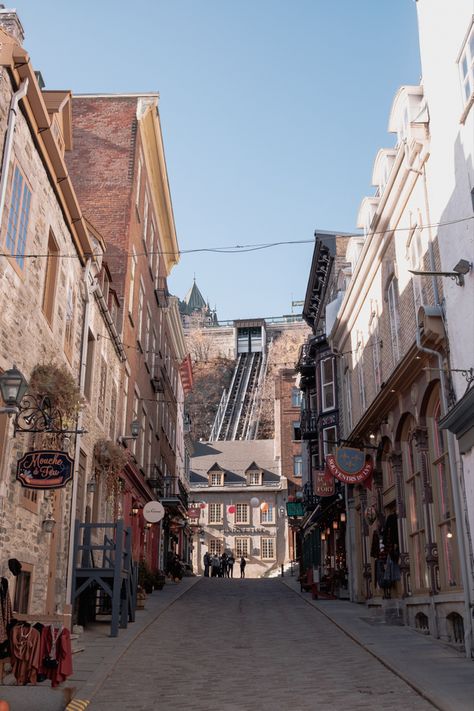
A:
16 450 74 489
325 447 373 485
314 470 335 497
187 507 201 519
143 500 165 523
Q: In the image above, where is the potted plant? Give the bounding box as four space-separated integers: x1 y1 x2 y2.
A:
136 585 146 610
138 560 154 594
153 571 166 590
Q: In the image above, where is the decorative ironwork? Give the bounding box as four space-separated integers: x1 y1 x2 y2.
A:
12 393 85 437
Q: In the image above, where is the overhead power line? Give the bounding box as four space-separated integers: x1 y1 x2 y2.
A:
0 215 472 261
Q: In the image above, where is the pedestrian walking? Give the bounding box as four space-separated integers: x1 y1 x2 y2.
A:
227 554 235 578
240 556 246 578
203 551 210 577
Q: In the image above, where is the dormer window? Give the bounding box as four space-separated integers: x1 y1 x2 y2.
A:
246 462 262 486
208 464 224 486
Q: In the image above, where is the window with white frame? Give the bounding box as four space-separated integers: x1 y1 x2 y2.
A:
260 503 274 524
291 387 302 407
209 470 223 486
6 165 31 269
208 503 223 524
135 156 142 210
209 538 223 556
145 305 151 366
370 314 382 392
97 357 107 423
293 455 302 477
323 426 337 458
387 277 401 364
357 342 366 412
128 248 137 316
235 538 250 557
408 227 424 315
344 367 353 432
458 19 474 108
137 283 144 343
247 470 261 485
235 503 249 524
321 357 335 411
143 191 149 245
261 538 275 559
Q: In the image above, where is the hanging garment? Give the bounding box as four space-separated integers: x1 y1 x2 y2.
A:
10 623 41 685
0 578 12 658
39 626 73 687
384 553 401 586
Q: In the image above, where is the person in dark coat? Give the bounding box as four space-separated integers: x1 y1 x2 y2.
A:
203 551 210 577
240 556 247 578
227 554 235 578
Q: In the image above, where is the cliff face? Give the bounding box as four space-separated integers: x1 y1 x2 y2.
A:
185 327 308 441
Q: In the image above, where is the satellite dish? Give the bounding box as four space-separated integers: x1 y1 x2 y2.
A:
143 501 165 523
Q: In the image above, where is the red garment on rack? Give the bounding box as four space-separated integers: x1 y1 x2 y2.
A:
10 624 41 685
39 626 73 687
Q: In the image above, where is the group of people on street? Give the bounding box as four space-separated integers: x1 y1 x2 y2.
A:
203 552 246 578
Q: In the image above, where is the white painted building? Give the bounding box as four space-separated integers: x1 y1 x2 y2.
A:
189 440 288 577
416 0 474 632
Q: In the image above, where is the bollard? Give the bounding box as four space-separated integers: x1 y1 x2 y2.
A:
281 563 284 577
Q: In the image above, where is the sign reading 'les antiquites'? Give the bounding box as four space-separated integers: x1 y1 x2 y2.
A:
16 450 74 489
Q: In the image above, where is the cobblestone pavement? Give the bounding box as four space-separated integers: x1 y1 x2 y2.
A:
87 578 438 711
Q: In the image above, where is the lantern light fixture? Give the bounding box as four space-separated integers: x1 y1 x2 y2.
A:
333 520 338 529
42 514 56 533
0 365 29 414
340 512 346 522
119 419 140 444
87 478 97 494
131 503 140 517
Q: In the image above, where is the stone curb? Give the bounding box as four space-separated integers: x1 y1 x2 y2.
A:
280 579 450 711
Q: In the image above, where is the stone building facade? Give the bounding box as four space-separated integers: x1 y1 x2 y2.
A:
0 18 124 622
189 440 288 578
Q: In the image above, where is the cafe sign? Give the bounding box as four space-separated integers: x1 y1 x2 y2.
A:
16 450 74 490
326 447 373 485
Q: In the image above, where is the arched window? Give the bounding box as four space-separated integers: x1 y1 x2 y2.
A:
430 399 458 588
402 419 428 592
386 276 401 364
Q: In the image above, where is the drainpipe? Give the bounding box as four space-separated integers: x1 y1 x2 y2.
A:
415 324 473 658
65 258 92 611
0 79 28 224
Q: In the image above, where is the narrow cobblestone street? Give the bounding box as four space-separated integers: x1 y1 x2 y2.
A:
87 579 437 711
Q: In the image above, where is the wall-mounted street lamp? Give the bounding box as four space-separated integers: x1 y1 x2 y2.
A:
131 503 140 517
0 365 29 415
119 419 140 445
87 478 97 495
0 365 85 436
42 513 56 533
409 258 472 287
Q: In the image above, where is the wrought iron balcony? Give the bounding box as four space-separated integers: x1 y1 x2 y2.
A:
300 410 319 440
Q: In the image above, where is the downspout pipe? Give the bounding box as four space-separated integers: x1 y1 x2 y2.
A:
415 324 473 658
0 78 28 225
65 258 92 611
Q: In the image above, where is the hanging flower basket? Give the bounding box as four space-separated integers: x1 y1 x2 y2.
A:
93 439 129 501
29 363 83 421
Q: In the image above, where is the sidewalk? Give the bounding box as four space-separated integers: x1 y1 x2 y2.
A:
281 576 474 711
0 576 199 711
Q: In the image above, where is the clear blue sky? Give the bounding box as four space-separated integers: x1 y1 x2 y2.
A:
17 1 421 321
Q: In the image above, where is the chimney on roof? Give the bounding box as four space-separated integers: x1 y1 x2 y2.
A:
0 6 25 44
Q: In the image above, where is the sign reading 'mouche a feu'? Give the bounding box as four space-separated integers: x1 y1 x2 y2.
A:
16 450 74 489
